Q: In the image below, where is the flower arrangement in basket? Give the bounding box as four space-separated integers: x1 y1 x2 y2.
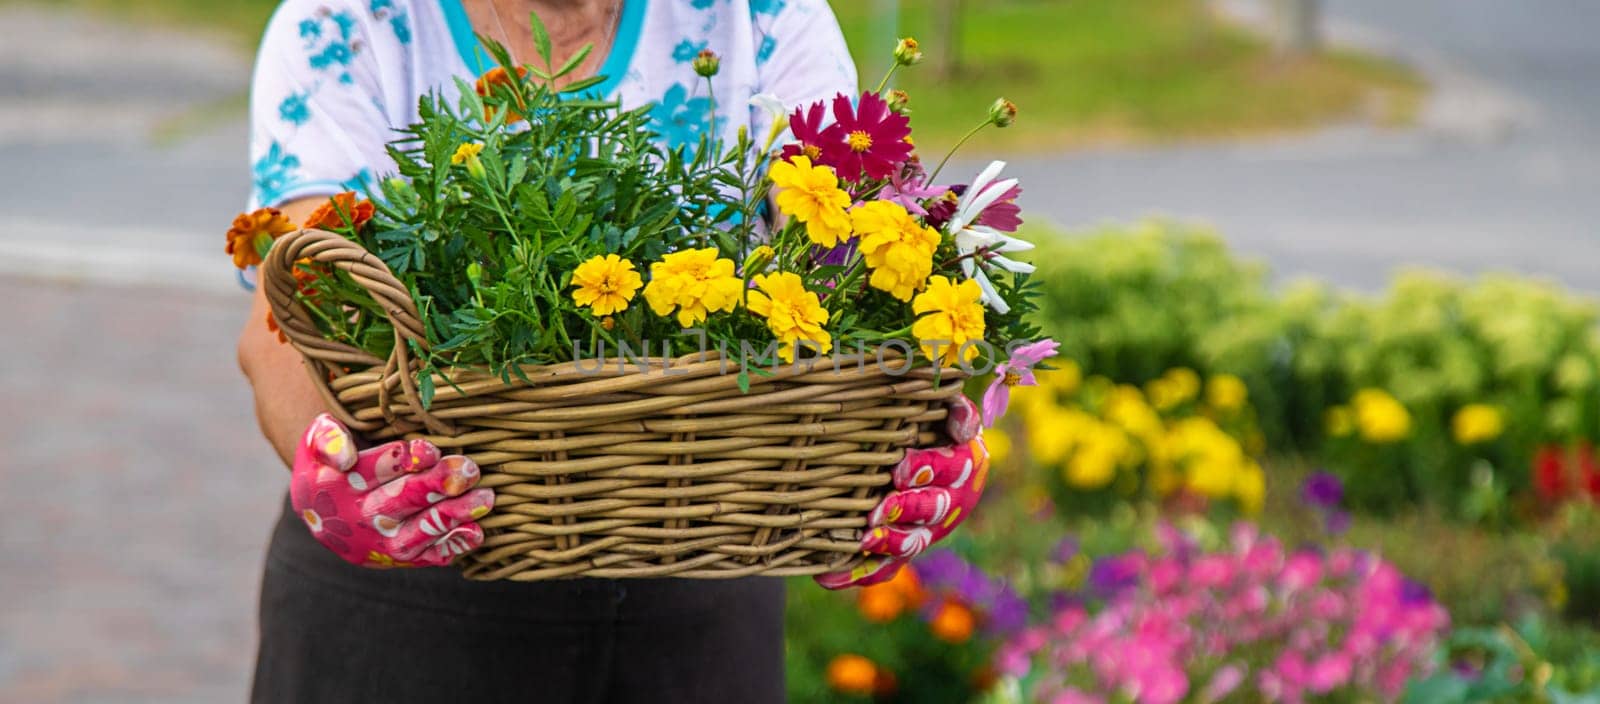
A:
227 27 1050 581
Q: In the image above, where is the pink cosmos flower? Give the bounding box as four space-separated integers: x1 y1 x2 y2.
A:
981 339 1061 426
779 100 830 164
820 91 912 182
879 166 943 216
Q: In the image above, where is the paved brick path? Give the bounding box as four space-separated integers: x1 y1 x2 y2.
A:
0 277 281 703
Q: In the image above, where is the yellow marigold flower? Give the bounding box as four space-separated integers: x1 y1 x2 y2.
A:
570 254 642 316
225 207 296 269
853 200 940 301
1325 405 1354 437
1235 462 1266 514
1064 421 1126 489
1146 378 1180 412
1029 407 1085 465
1207 373 1249 412
1042 360 1082 396
1452 403 1505 445
1105 385 1163 444
1352 388 1411 443
1166 368 1201 402
911 276 986 365
643 248 743 327
747 271 832 362
985 427 1011 466
769 155 852 247
450 142 484 165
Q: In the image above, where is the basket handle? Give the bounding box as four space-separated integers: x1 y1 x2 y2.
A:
261 228 454 435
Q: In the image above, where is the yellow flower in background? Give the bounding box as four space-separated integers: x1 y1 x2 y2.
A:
1352 388 1412 443
570 254 642 316
854 200 940 301
769 155 852 247
1064 421 1127 489
1325 405 1354 437
1207 374 1249 412
1168 368 1201 402
1234 462 1266 514
911 276 986 365
747 271 832 362
1029 407 1088 465
1105 384 1163 444
985 427 1012 466
1146 378 1181 411
1167 416 1248 499
1452 403 1505 444
643 248 743 327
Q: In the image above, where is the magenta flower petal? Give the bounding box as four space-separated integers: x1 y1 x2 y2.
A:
982 375 1011 427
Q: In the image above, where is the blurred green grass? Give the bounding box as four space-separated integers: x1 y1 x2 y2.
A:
8 0 1422 151
837 0 1423 150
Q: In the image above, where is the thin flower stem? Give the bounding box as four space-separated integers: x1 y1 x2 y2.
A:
874 64 901 95
704 76 718 154
927 119 991 184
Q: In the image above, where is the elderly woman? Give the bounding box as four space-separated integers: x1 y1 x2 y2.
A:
237 1 986 701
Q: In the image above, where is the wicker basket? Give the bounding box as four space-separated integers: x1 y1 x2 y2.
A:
263 228 966 580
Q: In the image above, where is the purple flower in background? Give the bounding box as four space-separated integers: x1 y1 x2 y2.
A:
1401 579 1434 606
1088 554 1142 597
1301 471 1344 509
1324 509 1351 536
1052 536 1081 564
912 549 1029 636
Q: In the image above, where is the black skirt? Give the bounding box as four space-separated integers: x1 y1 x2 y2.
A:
252 497 786 703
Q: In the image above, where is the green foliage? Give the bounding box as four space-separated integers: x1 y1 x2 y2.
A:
1028 220 1600 523
1407 618 1600 703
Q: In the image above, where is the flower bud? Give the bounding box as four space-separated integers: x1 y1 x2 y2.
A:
692 49 721 77
988 98 1017 128
886 89 911 115
601 316 615 331
743 245 775 274
466 261 483 288
893 37 923 67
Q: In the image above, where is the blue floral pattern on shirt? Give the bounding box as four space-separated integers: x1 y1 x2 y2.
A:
672 39 707 63
253 141 303 207
300 9 360 84
649 83 720 153
279 91 312 126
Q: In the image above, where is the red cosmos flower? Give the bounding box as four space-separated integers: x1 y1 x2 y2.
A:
1533 444 1568 501
820 91 912 182
780 100 830 163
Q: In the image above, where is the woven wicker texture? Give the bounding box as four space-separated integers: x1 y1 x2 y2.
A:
263 229 965 580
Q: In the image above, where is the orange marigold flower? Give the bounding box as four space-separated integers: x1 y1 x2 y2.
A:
225 207 295 270
825 654 878 695
302 191 375 232
856 583 905 623
885 563 926 606
929 599 976 643
475 66 530 122
291 257 324 297
264 310 288 344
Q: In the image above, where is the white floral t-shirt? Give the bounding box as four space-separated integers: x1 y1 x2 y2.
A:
246 0 857 212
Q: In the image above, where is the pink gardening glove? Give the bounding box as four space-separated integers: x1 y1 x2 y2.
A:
816 396 989 589
291 413 494 568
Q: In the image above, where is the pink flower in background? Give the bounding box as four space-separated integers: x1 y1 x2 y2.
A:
1002 522 1449 703
981 339 1060 426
